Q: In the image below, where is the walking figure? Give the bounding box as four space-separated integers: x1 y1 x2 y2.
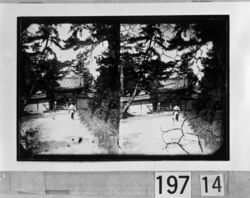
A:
51 101 57 120
173 104 181 122
68 103 76 120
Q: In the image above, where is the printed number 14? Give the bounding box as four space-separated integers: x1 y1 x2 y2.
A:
200 174 225 196
202 176 221 193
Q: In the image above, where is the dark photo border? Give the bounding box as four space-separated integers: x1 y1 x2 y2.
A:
17 15 229 161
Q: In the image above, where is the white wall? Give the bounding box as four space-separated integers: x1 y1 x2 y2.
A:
128 102 153 115
24 102 49 113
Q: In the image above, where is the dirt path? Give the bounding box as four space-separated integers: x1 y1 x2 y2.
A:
119 112 213 155
21 110 105 154
21 111 215 155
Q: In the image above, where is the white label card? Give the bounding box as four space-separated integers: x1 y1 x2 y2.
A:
200 174 225 196
155 172 191 198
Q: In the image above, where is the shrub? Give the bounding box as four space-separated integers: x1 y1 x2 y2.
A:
20 128 40 157
107 109 120 129
94 107 108 120
78 109 120 154
185 112 223 151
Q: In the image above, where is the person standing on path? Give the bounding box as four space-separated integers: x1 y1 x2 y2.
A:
68 103 76 120
173 104 181 122
51 101 57 120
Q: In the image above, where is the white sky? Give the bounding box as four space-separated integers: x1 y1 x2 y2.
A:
27 23 103 78
26 23 210 80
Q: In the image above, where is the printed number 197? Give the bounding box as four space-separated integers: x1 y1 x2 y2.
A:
155 172 191 198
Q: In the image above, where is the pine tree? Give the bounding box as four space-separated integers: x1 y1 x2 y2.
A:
20 24 65 111
167 19 227 121
120 24 174 115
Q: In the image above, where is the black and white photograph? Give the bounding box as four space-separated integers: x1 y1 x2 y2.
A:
17 16 229 161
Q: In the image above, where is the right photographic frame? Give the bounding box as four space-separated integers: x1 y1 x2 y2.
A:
118 15 229 160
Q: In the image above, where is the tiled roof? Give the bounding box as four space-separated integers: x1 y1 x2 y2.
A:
57 76 84 89
159 78 188 90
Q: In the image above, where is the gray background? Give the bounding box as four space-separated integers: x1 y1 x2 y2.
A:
0 171 249 198
1 0 250 3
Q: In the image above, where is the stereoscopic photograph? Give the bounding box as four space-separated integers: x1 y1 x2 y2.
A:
17 16 229 161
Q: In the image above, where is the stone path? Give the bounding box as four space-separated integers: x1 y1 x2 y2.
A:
119 112 213 155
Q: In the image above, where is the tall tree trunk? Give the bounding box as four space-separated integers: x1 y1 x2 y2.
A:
120 27 155 118
152 94 159 112
120 64 124 96
22 37 50 112
21 84 35 112
113 23 121 149
121 83 139 118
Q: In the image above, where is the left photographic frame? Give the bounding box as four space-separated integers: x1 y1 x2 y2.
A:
17 16 229 161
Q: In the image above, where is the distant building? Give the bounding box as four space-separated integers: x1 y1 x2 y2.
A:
55 74 93 110
121 77 192 115
120 94 152 115
158 77 192 112
24 92 50 113
25 73 91 113
55 74 84 107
